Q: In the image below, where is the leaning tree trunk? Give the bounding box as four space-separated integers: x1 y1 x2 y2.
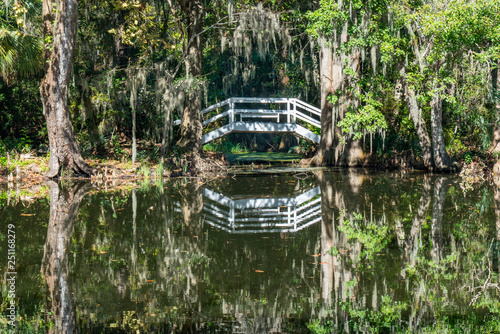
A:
40 0 94 177
176 0 204 157
430 93 456 171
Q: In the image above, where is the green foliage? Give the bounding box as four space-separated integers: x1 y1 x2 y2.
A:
0 0 43 82
307 319 335 334
340 295 408 333
203 138 249 154
0 77 44 151
338 93 388 140
339 212 390 260
0 0 499 165
0 139 6 155
138 164 150 179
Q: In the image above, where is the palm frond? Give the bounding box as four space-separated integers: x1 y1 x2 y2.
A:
0 27 42 83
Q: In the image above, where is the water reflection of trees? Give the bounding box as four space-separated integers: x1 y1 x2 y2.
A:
63 176 327 332
2 171 500 332
313 170 500 332
42 181 90 334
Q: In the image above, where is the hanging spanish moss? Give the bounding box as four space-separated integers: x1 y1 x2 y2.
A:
221 3 290 95
126 67 147 166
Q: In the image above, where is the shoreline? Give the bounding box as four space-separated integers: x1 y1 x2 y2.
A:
1 150 495 186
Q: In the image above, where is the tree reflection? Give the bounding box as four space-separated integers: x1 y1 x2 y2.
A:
430 176 449 263
316 170 360 330
42 181 90 334
404 175 431 267
5 172 500 332
312 171 500 332
494 175 500 242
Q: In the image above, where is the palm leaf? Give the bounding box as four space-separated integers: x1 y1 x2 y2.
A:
0 27 42 82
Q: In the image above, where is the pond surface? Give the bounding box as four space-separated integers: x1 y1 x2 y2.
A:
1 170 500 333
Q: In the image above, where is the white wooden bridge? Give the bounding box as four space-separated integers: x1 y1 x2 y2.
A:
201 186 321 233
174 97 321 144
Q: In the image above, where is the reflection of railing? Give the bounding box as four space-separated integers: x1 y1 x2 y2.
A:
202 186 321 234
173 97 321 144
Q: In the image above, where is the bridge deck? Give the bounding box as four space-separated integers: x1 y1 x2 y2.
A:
202 122 320 144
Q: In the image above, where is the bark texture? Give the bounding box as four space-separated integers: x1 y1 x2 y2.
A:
430 94 457 171
176 0 204 156
312 22 349 166
313 39 336 166
42 181 90 334
312 11 365 166
40 0 94 177
406 88 434 169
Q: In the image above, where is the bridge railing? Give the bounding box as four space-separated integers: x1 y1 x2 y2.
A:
174 97 321 130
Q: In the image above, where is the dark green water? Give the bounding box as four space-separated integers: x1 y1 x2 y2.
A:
1 170 500 333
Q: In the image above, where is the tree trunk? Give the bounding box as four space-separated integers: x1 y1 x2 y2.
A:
491 129 500 176
132 104 137 165
430 93 456 171
160 106 171 166
493 175 500 241
312 17 349 165
338 47 364 167
176 0 204 157
312 38 336 165
406 87 434 169
42 181 90 334
40 0 94 177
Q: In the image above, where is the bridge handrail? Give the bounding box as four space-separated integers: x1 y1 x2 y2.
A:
231 97 290 103
201 98 231 114
202 110 230 126
174 97 322 130
201 97 291 114
292 98 321 116
295 111 321 128
234 108 288 114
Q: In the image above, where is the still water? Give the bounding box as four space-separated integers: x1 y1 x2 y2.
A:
1 170 500 333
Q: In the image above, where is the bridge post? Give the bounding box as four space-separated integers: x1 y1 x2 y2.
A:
229 201 235 230
292 99 296 123
287 206 291 227
293 205 297 229
287 99 290 123
229 98 235 124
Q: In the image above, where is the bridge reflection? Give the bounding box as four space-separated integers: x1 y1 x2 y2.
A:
175 185 322 233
